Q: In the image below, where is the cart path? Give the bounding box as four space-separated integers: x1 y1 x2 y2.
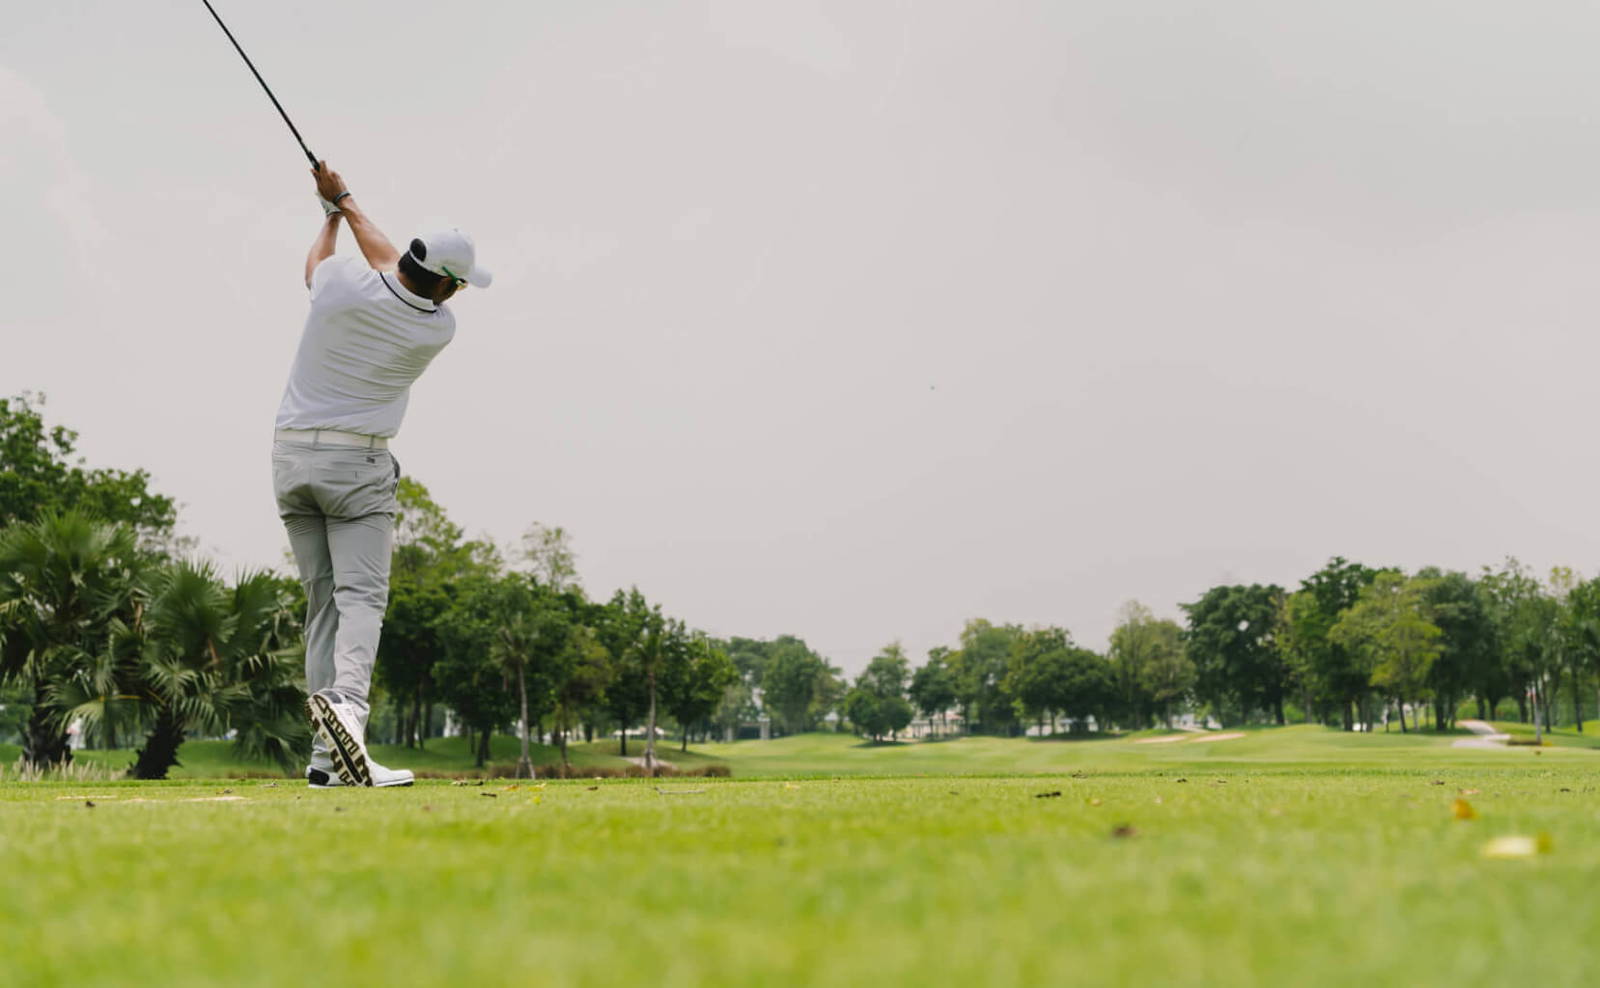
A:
1453 719 1510 749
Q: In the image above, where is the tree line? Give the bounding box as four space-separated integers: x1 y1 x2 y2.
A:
5 394 1597 777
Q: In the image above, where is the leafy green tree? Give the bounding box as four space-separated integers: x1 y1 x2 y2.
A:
1564 576 1600 732
595 588 652 755
1183 584 1288 726
1415 569 1495 730
0 393 175 536
0 512 146 767
378 479 499 748
723 637 773 686
487 573 573 779
1107 603 1191 729
712 677 757 741
520 522 578 590
1480 558 1554 726
949 619 1022 735
1005 627 1072 736
662 635 737 750
1278 558 1383 730
551 622 613 768
1057 647 1116 732
844 643 916 741
760 636 830 734
1136 624 1193 729
809 660 848 731
636 609 687 771
909 647 958 733
1330 572 1442 732
434 572 519 767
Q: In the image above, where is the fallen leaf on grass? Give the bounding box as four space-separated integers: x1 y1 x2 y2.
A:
1481 834 1552 859
1175 779 1187 784
1458 788 1480 796
260 783 279 789
1452 799 1477 821
1034 791 1062 799
1111 823 1138 839
451 780 485 787
480 792 498 798
502 785 521 792
1430 780 1445 786
84 800 94 809
586 786 599 791
1087 798 1103 807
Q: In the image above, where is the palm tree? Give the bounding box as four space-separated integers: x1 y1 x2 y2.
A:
120 563 307 779
0 512 145 768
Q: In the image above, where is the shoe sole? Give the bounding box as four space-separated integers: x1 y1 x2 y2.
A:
306 694 372 787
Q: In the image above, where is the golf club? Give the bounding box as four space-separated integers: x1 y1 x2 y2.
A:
199 0 319 168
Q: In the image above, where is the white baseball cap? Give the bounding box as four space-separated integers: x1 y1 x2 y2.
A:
408 229 492 288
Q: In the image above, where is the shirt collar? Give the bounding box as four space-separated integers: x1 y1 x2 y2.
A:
380 271 438 313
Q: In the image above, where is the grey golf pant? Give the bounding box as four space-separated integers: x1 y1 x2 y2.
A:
272 439 398 763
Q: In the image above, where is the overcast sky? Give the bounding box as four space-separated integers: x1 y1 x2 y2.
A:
7 1 1600 675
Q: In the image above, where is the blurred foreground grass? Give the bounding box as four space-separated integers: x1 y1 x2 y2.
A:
4 758 1598 986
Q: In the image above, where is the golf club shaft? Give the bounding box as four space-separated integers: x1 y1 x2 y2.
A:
199 0 318 168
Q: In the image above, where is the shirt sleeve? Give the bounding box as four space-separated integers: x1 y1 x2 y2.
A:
309 254 361 301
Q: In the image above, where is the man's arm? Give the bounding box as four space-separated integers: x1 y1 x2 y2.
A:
313 161 401 271
305 211 341 288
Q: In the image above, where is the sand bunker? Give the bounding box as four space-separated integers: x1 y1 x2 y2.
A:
1188 732 1246 743
1134 735 1190 745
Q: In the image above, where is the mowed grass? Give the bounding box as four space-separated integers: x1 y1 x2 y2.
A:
4 730 1600 986
15 721 1600 782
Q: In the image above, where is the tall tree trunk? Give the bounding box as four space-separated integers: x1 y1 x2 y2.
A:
1476 696 1486 720
22 699 71 769
1572 666 1583 733
476 728 489 767
644 671 659 773
515 663 534 779
1516 694 1528 723
422 693 434 749
619 721 628 757
132 707 186 780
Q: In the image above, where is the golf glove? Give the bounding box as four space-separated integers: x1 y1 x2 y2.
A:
317 193 341 217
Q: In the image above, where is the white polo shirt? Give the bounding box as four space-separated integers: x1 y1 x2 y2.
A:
275 255 456 438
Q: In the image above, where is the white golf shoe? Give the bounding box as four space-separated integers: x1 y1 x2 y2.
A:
306 692 414 788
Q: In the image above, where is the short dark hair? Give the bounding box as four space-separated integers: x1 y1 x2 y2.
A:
398 239 448 295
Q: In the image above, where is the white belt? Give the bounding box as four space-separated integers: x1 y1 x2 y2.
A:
274 428 388 449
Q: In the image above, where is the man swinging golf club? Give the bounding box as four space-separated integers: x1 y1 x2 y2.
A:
272 161 491 787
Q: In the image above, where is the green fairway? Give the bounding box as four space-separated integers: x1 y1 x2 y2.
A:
4 755 1598 987
10 722 1600 783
